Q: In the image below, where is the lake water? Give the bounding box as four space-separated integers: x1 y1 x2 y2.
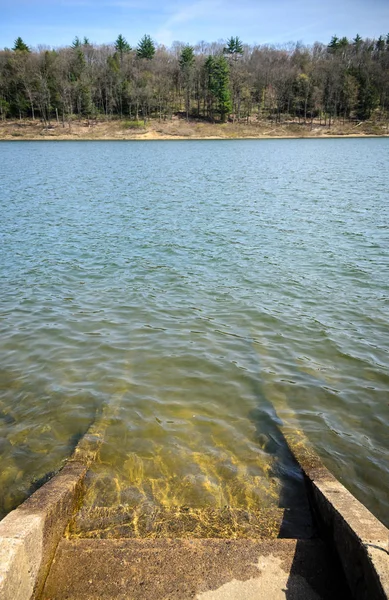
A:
0 138 388 529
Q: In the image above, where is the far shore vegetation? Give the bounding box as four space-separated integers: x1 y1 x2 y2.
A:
1 116 387 141
1 33 389 139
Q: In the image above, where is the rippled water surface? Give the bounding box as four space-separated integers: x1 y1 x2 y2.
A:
0 139 388 527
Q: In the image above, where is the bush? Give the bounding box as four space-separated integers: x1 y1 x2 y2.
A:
124 120 146 129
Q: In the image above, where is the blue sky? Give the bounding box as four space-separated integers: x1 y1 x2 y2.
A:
1 0 388 50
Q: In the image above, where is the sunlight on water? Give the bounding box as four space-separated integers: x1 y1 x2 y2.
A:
0 139 388 529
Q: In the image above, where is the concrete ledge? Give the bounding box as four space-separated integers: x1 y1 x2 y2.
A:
283 428 389 600
1 423 388 600
0 462 86 600
41 538 351 600
0 515 43 600
0 431 103 600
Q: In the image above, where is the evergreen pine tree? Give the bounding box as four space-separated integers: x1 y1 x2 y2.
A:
205 55 231 122
115 34 131 65
328 35 339 53
13 37 30 52
115 34 131 55
179 45 195 120
72 36 82 48
136 35 155 59
224 36 243 60
353 34 362 52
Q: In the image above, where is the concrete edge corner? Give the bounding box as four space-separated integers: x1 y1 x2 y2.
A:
282 427 389 600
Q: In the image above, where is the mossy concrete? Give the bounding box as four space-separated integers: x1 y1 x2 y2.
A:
41 538 351 600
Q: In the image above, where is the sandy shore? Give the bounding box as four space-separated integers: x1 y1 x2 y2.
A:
1 118 388 141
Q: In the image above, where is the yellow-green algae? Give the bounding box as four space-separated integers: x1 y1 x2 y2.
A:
68 504 284 539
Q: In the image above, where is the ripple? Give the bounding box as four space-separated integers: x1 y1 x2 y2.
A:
0 139 388 526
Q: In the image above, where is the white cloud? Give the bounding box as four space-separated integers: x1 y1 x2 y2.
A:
166 0 222 25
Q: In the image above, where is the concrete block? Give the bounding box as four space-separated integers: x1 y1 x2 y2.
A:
0 461 88 600
282 427 389 600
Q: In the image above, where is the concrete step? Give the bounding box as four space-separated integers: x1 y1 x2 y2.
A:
67 504 313 540
41 538 352 600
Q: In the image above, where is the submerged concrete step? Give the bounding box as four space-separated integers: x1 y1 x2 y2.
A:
41 538 352 600
67 504 313 540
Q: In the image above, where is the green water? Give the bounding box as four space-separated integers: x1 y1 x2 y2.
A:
0 139 388 527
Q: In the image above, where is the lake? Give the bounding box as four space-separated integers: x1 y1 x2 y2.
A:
0 138 388 528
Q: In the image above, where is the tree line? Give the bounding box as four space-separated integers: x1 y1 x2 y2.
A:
1 33 389 126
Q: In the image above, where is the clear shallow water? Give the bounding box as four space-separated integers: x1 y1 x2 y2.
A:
0 139 388 527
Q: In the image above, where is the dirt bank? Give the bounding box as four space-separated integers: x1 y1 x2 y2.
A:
1 117 388 141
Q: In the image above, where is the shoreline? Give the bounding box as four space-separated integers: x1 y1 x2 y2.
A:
1 118 388 141
2 135 388 141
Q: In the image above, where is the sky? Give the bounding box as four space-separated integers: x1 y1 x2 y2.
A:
1 0 388 50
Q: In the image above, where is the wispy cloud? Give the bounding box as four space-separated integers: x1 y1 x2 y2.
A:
62 0 153 8
155 0 223 46
2 0 388 49
167 0 222 25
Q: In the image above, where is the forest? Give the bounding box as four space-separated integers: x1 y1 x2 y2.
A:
1 33 389 126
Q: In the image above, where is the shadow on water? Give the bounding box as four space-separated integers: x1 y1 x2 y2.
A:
245 348 352 597
28 429 91 494
0 418 95 520
245 351 313 539
28 470 57 496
